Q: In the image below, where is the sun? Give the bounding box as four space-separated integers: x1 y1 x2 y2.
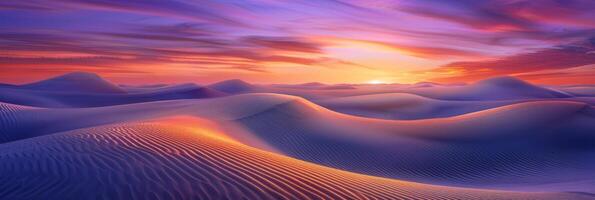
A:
367 80 385 84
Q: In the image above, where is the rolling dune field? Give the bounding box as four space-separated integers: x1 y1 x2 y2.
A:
1 73 594 199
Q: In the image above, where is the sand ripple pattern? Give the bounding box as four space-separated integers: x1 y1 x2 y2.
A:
235 100 595 190
0 123 589 200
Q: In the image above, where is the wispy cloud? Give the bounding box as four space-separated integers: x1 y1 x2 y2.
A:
424 38 595 83
1 0 594 84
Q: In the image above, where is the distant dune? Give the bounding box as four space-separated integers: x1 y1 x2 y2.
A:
207 79 256 94
118 83 170 93
272 82 356 90
317 92 595 120
317 93 516 119
272 82 327 89
408 76 572 100
558 85 595 96
0 80 225 108
319 84 356 90
21 72 126 94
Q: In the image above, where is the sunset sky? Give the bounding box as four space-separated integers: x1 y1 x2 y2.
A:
1 0 594 84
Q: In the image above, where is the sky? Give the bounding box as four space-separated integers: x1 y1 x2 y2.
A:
1 0 594 85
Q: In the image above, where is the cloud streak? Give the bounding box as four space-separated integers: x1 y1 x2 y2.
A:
425 38 595 83
1 0 594 84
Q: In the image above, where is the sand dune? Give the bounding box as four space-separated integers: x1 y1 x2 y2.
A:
0 83 15 88
407 76 572 100
2 93 594 193
557 85 595 96
273 83 356 90
317 92 595 119
0 82 225 108
20 72 126 94
0 122 588 200
208 79 257 94
227 76 582 102
317 93 519 119
4 74 586 111
0 94 295 144
411 81 445 88
319 84 356 90
118 83 172 93
1 73 594 198
273 82 327 89
231 98 595 191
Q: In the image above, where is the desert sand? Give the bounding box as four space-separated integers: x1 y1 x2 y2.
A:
1 72 594 199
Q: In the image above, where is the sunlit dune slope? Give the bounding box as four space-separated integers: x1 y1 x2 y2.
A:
1 93 594 192
0 122 589 200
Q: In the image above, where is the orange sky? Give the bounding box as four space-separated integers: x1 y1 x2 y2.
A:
1 1 594 85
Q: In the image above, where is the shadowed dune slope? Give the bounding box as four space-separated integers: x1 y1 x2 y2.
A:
20 72 126 94
0 122 589 200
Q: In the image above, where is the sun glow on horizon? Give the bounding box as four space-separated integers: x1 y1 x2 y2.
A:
367 80 386 84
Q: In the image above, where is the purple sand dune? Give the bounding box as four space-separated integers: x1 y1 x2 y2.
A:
319 84 356 90
207 79 256 94
118 83 171 93
298 82 326 87
272 82 327 89
229 99 595 192
1 73 595 198
407 76 573 100
20 72 126 94
557 85 595 96
317 93 595 120
2 94 594 194
206 76 580 102
0 122 586 200
0 83 15 88
272 82 355 90
0 82 225 108
411 81 443 88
